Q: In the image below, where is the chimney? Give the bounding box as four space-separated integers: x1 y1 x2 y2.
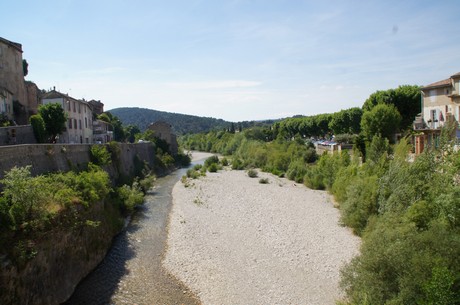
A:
53 86 56 91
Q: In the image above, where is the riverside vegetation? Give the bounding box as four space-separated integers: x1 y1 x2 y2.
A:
179 86 458 304
0 144 150 267
181 126 459 304
0 140 191 304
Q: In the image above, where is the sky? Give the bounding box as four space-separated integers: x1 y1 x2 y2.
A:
3 0 460 122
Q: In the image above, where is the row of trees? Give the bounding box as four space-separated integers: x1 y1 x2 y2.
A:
273 85 420 144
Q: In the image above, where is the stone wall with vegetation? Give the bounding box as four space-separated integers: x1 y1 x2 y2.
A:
0 142 158 305
0 142 155 180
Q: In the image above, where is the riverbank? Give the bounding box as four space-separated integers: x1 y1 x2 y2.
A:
164 168 361 304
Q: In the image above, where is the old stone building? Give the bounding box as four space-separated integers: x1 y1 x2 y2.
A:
0 37 28 124
148 121 178 155
42 89 94 144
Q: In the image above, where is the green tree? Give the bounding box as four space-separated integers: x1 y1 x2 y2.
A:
38 103 67 143
329 107 363 135
361 103 401 142
29 114 46 143
125 124 141 143
362 85 420 130
98 112 126 142
22 59 28 77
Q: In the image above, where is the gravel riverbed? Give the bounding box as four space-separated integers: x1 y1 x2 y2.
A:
163 168 361 305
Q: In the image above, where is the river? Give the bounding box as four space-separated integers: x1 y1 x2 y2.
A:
63 153 211 305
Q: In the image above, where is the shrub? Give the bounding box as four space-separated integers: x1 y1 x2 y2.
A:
232 158 244 170
208 163 218 173
90 145 111 166
116 182 144 211
221 157 229 166
204 155 219 167
259 178 269 184
286 160 308 183
186 168 202 179
247 169 258 178
138 174 156 193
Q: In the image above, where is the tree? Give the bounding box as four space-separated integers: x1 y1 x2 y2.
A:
38 103 67 143
329 107 363 135
29 114 46 143
125 124 141 143
98 112 126 142
362 85 420 130
361 104 402 142
22 59 28 77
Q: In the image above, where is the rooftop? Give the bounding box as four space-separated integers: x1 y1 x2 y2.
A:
0 37 23 53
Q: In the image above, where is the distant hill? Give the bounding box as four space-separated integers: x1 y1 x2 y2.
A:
108 107 232 134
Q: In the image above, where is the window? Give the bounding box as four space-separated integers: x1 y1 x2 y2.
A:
79 119 82 130
73 101 76 112
430 90 436 103
67 101 71 111
68 118 72 129
74 119 77 129
78 103 81 113
85 117 88 128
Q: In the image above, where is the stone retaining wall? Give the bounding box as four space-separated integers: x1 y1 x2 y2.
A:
0 142 156 180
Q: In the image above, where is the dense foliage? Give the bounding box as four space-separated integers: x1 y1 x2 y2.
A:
362 85 421 130
0 144 159 267
37 103 67 143
182 120 459 304
109 107 278 135
302 135 460 304
109 107 231 134
181 128 318 180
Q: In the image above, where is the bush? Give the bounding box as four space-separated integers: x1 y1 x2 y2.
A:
116 182 144 211
208 163 218 173
204 155 220 167
259 178 269 184
90 145 111 166
221 157 229 166
247 169 258 178
232 158 244 170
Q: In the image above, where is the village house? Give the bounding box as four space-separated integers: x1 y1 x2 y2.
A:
0 37 40 125
41 89 94 144
148 121 178 155
413 72 460 154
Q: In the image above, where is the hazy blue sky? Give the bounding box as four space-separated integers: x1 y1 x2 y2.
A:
3 0 460 121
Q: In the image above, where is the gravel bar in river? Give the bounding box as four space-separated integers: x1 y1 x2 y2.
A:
163 169 361 305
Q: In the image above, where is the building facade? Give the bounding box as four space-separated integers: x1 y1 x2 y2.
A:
41 89 94 144
0 87 14 121
92 120 113 144
148 121 178 155
413 72 460 154
0 37 28 124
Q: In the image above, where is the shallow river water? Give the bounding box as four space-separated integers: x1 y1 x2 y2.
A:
63 165 201 305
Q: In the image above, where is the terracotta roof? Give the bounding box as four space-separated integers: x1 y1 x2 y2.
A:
451 72 460 79
422 78 451 90
0 37 23 53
